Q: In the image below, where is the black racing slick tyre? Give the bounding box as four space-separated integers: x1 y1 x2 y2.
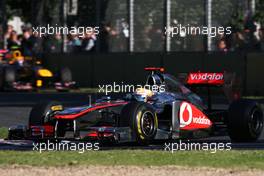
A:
227 99 264 142
120 102 158 144
29 101 64 126
60 67 72 83
5 67 16 84
0 69 4 90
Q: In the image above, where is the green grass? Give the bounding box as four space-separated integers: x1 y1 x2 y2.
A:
243 96 264 100
0 127 264 169
0 127 8 139
0 150 263 169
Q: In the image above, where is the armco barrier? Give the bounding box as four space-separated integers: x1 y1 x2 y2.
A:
43 52 263 95
43 53 93 87
246 53 264 95
92 53 163 86
163 52 205 74
43 53 162 87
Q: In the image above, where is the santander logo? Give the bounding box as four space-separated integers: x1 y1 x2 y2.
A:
179 102 212 130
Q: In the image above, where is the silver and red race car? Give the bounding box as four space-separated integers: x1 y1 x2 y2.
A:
8 68 264 144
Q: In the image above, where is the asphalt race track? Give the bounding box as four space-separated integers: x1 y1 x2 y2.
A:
0 92 264 151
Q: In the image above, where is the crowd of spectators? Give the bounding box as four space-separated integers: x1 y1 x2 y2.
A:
3 20 264 55
216 23 264 52
214 12 264 52
3 24 98 56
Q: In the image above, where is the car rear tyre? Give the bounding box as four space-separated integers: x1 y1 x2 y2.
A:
120 102 158 144
0 69 4 90
227 99 263 142
5 67 16 84
60 67 72 83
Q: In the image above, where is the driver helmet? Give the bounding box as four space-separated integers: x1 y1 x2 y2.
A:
134 87 154 102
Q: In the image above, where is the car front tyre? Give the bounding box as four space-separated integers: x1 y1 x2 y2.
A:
120 102 158 144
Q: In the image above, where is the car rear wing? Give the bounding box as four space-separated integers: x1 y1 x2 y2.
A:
178 72 240 87
144 68 241 105
178 71 242 108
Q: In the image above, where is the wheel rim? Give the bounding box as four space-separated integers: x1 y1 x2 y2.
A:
249 108 263 135
140 111 155 136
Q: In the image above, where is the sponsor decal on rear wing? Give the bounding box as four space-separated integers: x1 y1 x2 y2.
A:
186 72 224 85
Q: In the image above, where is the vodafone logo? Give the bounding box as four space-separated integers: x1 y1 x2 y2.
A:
187 72 224 85
190 73 223 81
179 102 193 127
179 102 212 129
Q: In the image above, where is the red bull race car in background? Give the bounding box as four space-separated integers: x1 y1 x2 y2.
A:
0 49 75 91
8 67 263 144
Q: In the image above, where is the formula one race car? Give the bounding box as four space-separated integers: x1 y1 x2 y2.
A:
8 68 263 144
0 49 75 91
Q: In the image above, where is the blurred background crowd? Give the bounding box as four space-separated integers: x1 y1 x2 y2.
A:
3 24 98 55
0 0 263 55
